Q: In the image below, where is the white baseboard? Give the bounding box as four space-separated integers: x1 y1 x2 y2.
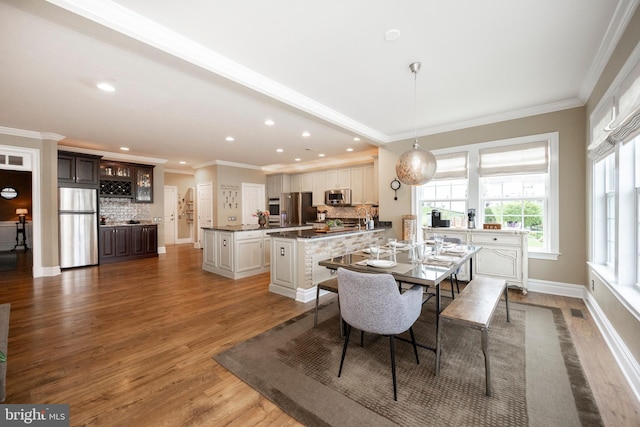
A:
269 283 297 299
157 246 167 254
527 278 585 298
175 238 192 244
296 287 319 303
584 291 640 402
34 265 61 278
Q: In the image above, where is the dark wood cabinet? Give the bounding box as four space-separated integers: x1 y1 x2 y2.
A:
130 225 157 255
58 151 101 187
99 161 154 203
99 224 157 264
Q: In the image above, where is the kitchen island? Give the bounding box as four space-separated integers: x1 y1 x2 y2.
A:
268 226 390 302
201 224 313 279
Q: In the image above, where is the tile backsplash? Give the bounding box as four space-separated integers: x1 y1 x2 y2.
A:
99 197 150 223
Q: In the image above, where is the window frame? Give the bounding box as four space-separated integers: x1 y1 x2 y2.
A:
412 132 559 260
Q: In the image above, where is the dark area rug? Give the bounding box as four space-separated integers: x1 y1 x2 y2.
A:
214 299 602 426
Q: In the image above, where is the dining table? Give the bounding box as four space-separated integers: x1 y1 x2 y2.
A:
318 241 481 366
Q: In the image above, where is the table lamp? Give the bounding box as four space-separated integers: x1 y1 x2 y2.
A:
16 208 28 224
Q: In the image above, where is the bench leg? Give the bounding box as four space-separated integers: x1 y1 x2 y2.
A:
482 327 491 396
504 286 510 323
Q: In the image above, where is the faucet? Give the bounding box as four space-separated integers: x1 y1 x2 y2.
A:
356 207 369 230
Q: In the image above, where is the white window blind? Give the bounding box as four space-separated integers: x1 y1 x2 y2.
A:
433 151 468 180
478 141 549 177
609 58 640 143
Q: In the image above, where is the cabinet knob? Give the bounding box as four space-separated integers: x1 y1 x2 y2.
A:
493 237 498 241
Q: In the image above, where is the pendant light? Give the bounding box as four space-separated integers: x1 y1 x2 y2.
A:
395 62 437 186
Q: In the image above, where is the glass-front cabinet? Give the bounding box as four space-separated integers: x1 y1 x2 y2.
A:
99 161 153 202
135 166 154 203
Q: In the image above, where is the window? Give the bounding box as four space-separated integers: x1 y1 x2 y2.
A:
604 154 616 266
481 174 546 248
414 133 559 259
416 151 468 228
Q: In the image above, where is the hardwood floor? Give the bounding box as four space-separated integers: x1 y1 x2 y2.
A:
2 245 639 426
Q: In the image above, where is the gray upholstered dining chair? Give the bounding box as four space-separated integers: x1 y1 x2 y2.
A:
443 237 462 298
336 268 423 401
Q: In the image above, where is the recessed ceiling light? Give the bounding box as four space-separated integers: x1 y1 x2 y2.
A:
346 148 354 152
276 148 284 153
353 137 360 141
97 82 116 92
318 153 325 157
225 136 235 142
384 29 401 41
294 158 301 162
302 131 311 137
179 161 186 165
120 147 129 151
265 119 275 126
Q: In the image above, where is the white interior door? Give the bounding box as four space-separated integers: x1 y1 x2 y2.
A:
241 183 266 224
164 186 177 245
197 182 213 248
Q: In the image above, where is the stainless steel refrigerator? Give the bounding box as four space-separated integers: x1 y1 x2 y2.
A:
281 192 316 225
58 187 98 268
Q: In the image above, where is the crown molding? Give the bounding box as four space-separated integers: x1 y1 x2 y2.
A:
45 0 388 144
388 98 584 142
0 126 65 141
579 0 640 101
193 159 263 170
164 168 195 175
58 145 168 164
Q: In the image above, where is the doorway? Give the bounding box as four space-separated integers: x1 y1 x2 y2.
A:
196 182 213 248
164 186 177 245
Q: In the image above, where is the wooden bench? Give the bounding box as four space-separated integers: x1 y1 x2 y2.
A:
435 276 509 396
314 277 340 328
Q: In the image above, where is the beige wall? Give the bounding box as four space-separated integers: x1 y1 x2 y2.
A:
0 133 58 270
585 7 640 369
164 172 195 240
194 164 266 227
378 107 587 286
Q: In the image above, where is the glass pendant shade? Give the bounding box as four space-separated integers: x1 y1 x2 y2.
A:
395 61 437 186
395 141 437 185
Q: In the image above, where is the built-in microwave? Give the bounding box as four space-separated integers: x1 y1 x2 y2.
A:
325 189 351 206
268 198 280 224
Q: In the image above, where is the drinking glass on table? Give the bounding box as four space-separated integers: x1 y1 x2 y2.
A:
387 238 397 252
369 244 380 260
433 234 443 255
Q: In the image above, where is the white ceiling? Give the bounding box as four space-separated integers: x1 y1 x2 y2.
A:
0 0 636 172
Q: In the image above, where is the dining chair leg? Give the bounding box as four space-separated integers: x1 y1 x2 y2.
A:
450 276 455 299
454 273 460 293
409 327 420 365
314 285 321 327
338 324 352 377
389 335 397 401
360 330 364 347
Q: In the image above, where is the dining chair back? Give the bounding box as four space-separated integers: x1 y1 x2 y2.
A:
443 237 463 297
336 268 423 400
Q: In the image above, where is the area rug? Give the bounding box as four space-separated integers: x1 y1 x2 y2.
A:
213 299 602 426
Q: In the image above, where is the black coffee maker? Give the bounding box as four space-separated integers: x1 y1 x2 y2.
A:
467 208 476 229
431 210 450 228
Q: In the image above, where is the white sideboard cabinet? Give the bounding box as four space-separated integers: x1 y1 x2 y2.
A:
424 227 529 294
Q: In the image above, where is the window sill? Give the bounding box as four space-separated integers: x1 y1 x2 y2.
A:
588 262 640 322
529 250 560 261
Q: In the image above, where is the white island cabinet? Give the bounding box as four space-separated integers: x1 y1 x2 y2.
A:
424 227 529 293
202 225 312 279
269 227 389 302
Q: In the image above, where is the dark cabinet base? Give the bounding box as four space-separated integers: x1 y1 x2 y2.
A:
99 224 158 264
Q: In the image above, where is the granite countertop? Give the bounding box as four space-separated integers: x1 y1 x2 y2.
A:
100 221 156 227
270 224 390 239
201 223 312 232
